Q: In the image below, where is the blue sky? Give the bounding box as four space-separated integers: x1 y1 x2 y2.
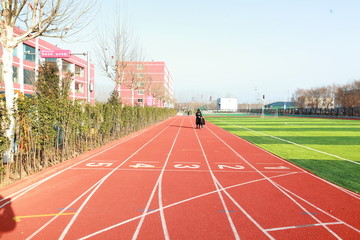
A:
55 0 360 103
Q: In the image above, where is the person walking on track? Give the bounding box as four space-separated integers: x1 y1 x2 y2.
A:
195 109 202 129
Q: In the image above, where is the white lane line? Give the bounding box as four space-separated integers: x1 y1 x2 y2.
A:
132 118 184 240
192 122 241 240
70 168 299 173
277 184 360 233
54 118 179 240
26 118 178 240
214 120 360 200
79 172 298 239
0 119 167 207
256 163 284 164
131 161 159 163
88 160 118 162
223 121 359 165
25 178 104 240
206 125 343 240
265 221 343 232
173 161 201 164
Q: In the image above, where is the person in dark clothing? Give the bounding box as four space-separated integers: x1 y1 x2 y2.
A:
195 109 202 129
201 116 205 128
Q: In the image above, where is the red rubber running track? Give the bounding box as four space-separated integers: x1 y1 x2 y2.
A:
0 116 359 239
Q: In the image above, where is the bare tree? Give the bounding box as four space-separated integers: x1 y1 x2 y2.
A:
293 88 307 108
306 88 323 108
0 0 95 162
123 62 148 106
336 80 360 108
321 85 336 109
95 9 141 102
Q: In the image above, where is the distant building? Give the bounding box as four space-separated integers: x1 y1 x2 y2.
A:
217 98 238 111
0 27 95 104
265 101 296 109
117 61 174 108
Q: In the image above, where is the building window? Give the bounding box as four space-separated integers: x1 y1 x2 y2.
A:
137 90 144 95
62 60 72 73
137 98 143 103
13 46 18 57
13 66 19 83
137 64 143 70
24 68 35 85
0 65 19 83
23 44 36 62
45 58 58 68
75 65 84 77
137 73 143 79
75 82 84 93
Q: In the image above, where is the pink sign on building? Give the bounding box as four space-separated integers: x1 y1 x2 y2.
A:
40 49 71 58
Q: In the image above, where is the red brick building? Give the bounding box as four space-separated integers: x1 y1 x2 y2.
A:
117 61 174 108
0 27 95 104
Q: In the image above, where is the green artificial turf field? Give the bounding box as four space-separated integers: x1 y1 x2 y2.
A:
206 116 360 193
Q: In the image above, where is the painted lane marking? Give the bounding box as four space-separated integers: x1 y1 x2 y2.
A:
86 163 114 167
13 213 76 222
256 163 284 164
173 162 200 164
265 222 343 232
89 160 118 162
78 172 299 240
218 210 236 213
0 119 168 207
218 164 244 170
57 118 181 240
131 161 159 163
137 209 156 212
264 166 289 170
216 121 360 200
302 212 318 215
70 167 299 173
206 125 343 239
129 163 156 168
174 164 200 169
57 208 75 211
132 118 185 240
277 184 360 234
193 122 241 239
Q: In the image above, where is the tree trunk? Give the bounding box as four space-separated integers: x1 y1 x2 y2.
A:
3 44 16 164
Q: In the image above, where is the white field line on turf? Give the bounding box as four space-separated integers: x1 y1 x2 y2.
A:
222 121 359 165
58 118 179 240
215 121 360 200
132 118 184 240
192 120 241 239
79 172 298 240
206 126 343 240
0 118 168 207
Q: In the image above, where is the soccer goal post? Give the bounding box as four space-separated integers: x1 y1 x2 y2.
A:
261 108 279 118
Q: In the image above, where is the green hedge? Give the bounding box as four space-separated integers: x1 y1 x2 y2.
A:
0 64 176 185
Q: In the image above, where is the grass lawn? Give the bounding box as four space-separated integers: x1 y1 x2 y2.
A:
206 116 360 193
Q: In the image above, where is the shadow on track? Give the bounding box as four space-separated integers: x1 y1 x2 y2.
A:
0 195 16 237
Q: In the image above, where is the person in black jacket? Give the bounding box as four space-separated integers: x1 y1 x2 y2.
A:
195 109 202 129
